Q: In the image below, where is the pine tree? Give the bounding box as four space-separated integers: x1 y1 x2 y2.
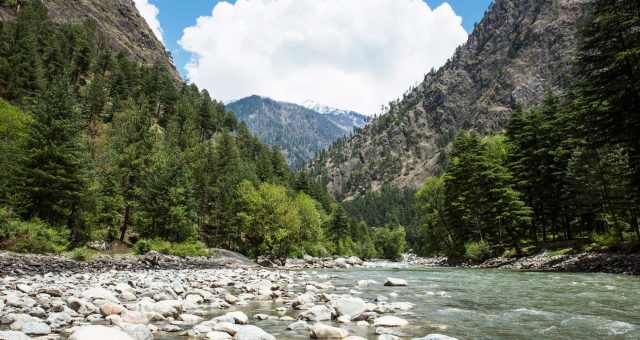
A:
18 79 85 228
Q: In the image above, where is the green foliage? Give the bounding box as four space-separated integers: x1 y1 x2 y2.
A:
71 247 96 261
133 239 152 255
373 225 407 261
464 240 491 261
168 241 209 257
0 216 68 254
544 247 572 257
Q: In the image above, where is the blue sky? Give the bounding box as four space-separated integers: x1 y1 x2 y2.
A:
152 0 493 79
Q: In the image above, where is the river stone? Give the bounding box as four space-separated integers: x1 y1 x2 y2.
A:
384 278 408 287
121 324 153 340
68 297 99 315
47 312 73 327
100 302 126 316
213 322 240 335
185 294 204 304
0 300 4 312
334 258 349 268
21 322 51 335
332 297 367 318
311 323 349 339
376 327 407 336
344 337 367 340
390 302 414 311
253 314 270 320
0 331 31 340
233 325 275 340
206 331 232 339
225 311 248 324
16 284 33 294
121 311 150 324
179 314 201 324
162 324 181 332
224 294 240 304
412 335 459 340
378 335 401 340
373 316 409 327
301 305 332 321
82 287 120 303
286 320 310 332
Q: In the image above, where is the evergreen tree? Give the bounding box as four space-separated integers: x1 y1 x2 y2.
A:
17 79 85 229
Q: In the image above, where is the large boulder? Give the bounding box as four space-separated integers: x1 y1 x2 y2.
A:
301 305 333 321
233 325 275 340
311 323 349 339
0 331 31 340
81 287 120 303
20 322 51 336
331 297 367 318
412 335 459 340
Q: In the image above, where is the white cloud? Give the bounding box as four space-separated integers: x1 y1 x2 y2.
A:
134 0 164 44
180 0 467 114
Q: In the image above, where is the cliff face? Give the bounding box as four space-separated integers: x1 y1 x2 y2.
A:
0 0 180 82
308 0 590 200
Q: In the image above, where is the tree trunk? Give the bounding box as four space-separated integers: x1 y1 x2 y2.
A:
120 203 131 242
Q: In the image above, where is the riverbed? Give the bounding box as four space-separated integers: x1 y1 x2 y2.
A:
1 262 638 340
167 267 639 339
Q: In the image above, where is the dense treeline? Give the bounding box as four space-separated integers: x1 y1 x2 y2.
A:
0 1 395 259
413 0 639 259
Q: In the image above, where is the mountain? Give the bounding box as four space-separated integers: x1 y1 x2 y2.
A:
0 0 180 82
301 100 369 132
308 0 590 200
227 96 349 170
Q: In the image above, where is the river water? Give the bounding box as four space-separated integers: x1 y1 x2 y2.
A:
167 267 640 339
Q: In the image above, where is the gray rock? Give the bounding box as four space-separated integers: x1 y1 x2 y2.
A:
233 325 275 340
376 327 407 336
81 287 120 303
286 320 310 332
121 324 153 340
0 331 31 340
47 312 73 327
69 325 134 340
301 305 332 321
331 297 367 318
206 331 232 339
16 284 33 294
21 322 51 335
383 277 408 287
373 316 409 327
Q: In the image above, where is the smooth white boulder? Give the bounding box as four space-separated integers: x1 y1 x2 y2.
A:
384 277 408 287
310 323 349 339
373 316 409 327
69 325 134 340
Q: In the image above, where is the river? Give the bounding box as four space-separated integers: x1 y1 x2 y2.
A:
186 267 639 339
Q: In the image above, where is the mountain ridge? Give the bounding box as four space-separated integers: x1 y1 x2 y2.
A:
308 0 591 200
0 0 180 82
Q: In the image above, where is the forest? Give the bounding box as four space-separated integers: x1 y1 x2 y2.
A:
0 1 406 261
346 0 640 260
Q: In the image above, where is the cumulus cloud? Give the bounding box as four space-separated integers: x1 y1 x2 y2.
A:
180 0 467 114
134 0 164 44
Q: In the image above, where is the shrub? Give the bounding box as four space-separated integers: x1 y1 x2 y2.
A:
148 238 171 254
544 247 572 257
0 218 67 254
591 230 620 247
133 239 152 255
306 244 330 258
71 247 96 261
169 241 209 257
464 240 492 261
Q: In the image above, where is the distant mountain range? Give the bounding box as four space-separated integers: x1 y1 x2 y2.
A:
226 96 368 170
301 100 369 132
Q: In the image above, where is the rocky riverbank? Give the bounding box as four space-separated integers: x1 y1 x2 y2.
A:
0 255 450 340
467 252 639 275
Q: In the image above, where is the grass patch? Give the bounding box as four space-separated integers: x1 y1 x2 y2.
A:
71 247 96 261
544 247 572 257
133 238 209 257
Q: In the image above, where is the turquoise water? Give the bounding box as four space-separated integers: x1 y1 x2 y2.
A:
173 268 640 339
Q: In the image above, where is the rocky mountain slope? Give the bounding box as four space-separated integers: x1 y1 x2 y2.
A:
301 100 369 132
308 0 590 200
227 96 350 170
0 0 179 82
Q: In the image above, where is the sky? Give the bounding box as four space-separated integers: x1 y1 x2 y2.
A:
136 0 493 115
